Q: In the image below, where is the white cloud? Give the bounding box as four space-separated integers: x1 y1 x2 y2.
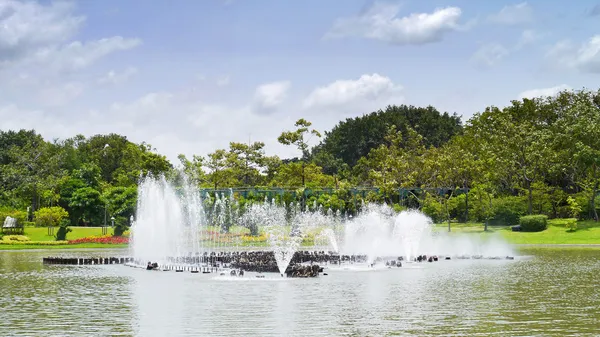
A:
471 43 510 67
97 67 138 85
0 0 84 64
488 2 533 25
303 73 402 109
547 35 600 73
252 81 291 114
325 3 464 45
518 84 571 99
31 36 141 72
516 30 541 48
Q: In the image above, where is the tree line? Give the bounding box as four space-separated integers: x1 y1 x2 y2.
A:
1 88 599 228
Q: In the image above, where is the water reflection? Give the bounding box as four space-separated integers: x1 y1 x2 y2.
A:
0 248 599 336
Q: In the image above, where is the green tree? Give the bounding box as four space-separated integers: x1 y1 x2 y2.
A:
228 141 266 186
205 149 238 189
278 119 321 187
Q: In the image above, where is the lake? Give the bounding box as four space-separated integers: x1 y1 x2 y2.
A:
0 248 599 336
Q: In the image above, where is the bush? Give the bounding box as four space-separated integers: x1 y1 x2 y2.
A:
0 240 68 245
55 224 72 241
0 208 28 226
490 196 528 226
565 219 577 232
1 235 30 242
34 207 69 227
519 215 548 232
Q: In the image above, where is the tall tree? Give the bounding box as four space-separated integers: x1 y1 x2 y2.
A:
228 141 266 186
278 119 321 187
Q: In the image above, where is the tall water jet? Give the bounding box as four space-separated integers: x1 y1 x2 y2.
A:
131 176 186 263
392 210 432 261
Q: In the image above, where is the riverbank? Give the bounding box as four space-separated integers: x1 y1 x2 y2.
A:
2 219 599 251
435 219 600 245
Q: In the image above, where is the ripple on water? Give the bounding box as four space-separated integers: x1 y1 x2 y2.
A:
0 249 599 336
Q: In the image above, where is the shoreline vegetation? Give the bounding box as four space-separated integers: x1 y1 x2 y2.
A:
2 90 600 252
2 218 599 251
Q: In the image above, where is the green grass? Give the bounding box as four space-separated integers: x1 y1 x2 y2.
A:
22 227 111 241
434 219 600 245
0 227 125 250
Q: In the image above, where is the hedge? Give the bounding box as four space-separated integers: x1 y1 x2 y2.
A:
519 215 548 232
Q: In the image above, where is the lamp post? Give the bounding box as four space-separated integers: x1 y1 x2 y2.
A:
111 216 115 227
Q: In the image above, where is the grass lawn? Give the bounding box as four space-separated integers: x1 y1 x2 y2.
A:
434 219 600 245
23 227 111 242
0 227 124 250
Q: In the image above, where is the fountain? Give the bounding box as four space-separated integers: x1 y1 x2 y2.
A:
126 175 515 276
244 199 307 276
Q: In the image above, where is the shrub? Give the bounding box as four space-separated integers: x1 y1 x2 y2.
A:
0 240 68 245
0 209 28 226
519 215 548 232
34 207 69 227
490 196 528 226
55 224 72 241
565 219 578 232
1 235 30 242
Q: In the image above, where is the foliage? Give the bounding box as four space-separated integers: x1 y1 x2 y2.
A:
2 88 600 227
565 219 578 232
489 196 528 226
55 223 72 241
313 104 462 168
34 206 69 227
566 196 582 219
519 215 548 232
1 235 30 242
0 208 27 225
0 240 69 246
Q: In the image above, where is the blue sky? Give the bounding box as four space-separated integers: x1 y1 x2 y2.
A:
1 0 599 162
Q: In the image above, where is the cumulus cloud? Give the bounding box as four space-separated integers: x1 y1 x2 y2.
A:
471 43 510 67
303 73 402 110
0 1 140 73
547 35 600 73
0 0 84 64
31 37 141 72
488 2 533 25
518 84 571 99
325 3 465 45
252 81 291 114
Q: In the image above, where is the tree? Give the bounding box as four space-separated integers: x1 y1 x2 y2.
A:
68 187 103 226
178 154 206 186
278 119 321 187
313 105 462 168
228 141 266 186
553 90 600 221
205 149 238 189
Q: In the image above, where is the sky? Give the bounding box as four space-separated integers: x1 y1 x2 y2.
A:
1 0 599 162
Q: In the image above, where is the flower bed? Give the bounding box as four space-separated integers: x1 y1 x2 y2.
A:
0 240 68 245
68 235 129 245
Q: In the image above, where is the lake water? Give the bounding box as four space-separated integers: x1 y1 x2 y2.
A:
0 248 599 336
